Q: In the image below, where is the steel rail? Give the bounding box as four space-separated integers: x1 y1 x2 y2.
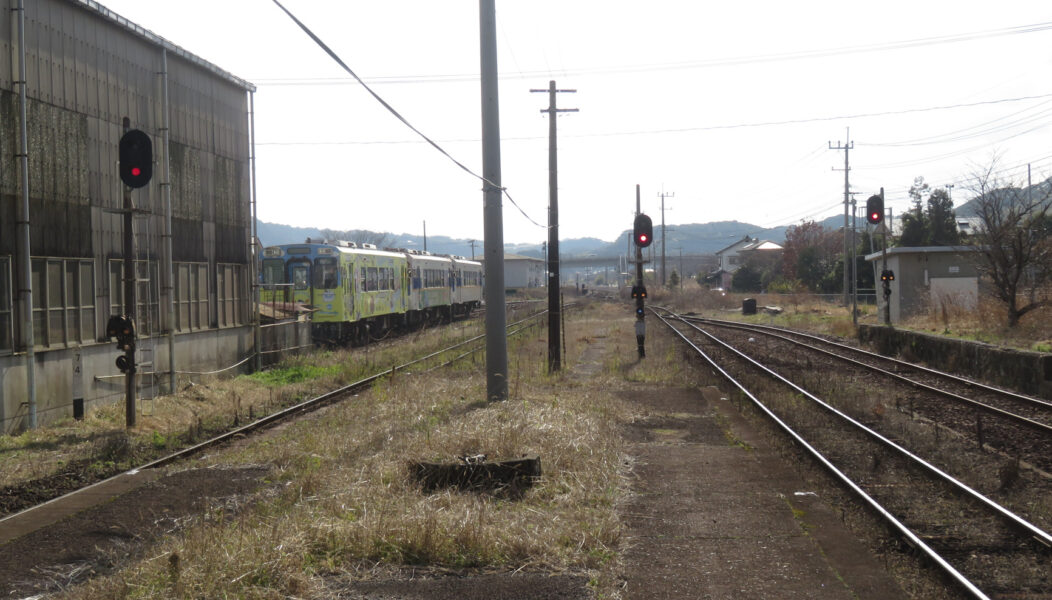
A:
657 308 1052 548
683 314 1052 412
0 308 550 530
677 315 1052 436
650 309 994 600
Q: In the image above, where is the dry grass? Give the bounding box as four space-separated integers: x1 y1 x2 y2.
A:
649 284 1052 351
0 318 498 492
48 301 673 598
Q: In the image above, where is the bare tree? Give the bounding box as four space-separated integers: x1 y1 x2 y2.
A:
964 161 1052 327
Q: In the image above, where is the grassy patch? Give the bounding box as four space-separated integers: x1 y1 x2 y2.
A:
245 362 343 386
57 301 655 598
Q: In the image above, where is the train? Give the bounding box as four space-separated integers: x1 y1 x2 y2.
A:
260 240 483 344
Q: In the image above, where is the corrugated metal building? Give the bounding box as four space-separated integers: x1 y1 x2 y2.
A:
0 0 257 432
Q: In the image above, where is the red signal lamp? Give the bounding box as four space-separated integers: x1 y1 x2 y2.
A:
866 194 884 225
633 214 654 248
119 129 153 189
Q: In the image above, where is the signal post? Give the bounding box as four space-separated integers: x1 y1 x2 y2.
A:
109 121 153 428
631 185 653 358
867 188 893 326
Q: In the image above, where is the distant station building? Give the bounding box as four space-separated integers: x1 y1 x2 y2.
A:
865 246 981 324
0 1 257 431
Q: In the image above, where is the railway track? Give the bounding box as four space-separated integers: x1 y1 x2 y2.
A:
678 313 1052 474
0 309 549 540
653 308 1052 600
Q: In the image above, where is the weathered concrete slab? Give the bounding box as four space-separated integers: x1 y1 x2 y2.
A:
622 386 908 600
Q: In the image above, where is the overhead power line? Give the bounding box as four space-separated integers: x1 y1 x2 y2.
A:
861 98 1052 147
269 0 545 230
257 92 1052 146
251 20 1052 86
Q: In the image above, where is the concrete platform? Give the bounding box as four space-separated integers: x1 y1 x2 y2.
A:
621 386 908 600
0 469 163 546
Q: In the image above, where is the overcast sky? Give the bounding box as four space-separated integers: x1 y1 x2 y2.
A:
99 1 1052 245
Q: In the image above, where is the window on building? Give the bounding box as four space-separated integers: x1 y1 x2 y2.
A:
30 257 96 348
174 262 208 332
217 263 244 328
0 257 12 353
108 260 159 337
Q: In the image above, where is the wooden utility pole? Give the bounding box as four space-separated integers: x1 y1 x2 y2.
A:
658 189 673 287
829 128 853 307
530 80 577 373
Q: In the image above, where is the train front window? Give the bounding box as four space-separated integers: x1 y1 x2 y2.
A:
291 264 310 290
262 259 285 285
314 257 338 288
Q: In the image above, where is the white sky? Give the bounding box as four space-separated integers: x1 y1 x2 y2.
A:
99 1 1052 244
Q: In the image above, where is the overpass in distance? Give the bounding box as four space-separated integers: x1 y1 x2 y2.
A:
556 253 719 284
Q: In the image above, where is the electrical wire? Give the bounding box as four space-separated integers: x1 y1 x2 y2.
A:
861 99 1052 147
251 20 1052 86
857 122 1050 170
270 0 546 230
256 92 1052 146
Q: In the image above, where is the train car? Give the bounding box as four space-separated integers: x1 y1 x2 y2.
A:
259 243 320 307
450 256 483 318
405 251 453 325
345 245 409 342
259 241 408 344
260 242 481 344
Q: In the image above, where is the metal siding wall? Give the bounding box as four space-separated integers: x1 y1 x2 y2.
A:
0 3 10 88
6 0 250 345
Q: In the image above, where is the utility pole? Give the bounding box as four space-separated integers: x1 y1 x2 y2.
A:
479 0 507 401
658 189 673 287
678 247 683 291
468 239 477 260
422 220 427 252
530 80 577 373
829 128 853 307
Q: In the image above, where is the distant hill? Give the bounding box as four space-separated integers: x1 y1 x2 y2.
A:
256 221 324 247
255 215 840 260
953 176 1052 217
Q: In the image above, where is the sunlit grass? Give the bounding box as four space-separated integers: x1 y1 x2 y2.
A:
60 300 663 598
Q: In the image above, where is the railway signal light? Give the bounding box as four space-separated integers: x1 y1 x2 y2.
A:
630 285 648 299
119 129 153 189
866 194 884 225
106 315 136 352
633 213 653 248
880 269 895 282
